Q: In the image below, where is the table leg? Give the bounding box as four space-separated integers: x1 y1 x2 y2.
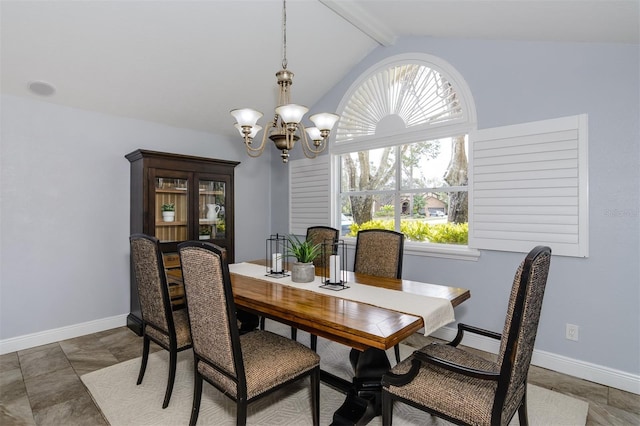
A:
330 347 391 426
236 310 259 334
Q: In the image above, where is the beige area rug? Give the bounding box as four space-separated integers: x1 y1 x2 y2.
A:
82 325 588 426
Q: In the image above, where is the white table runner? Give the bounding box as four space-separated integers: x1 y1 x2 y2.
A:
229 262 455 336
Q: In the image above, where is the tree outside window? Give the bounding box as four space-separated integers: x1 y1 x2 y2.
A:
340 137 468 244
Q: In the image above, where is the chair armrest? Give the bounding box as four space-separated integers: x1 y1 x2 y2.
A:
412 350 500 381
382 358 422 387
448 323 502 347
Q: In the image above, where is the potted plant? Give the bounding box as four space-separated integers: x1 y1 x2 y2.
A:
286 234 321 283
216 221 226 237
199 225 211 240
161 202 175 222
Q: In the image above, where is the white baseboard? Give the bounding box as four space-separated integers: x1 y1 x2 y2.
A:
0 314 128 355
431 326 640 395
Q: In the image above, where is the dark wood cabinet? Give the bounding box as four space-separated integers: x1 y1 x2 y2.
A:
125 149 239 334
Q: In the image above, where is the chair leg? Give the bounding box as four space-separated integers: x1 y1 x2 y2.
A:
394 344 401 364
518 389 529 426
311 367 320 426
136 335 150 385
189 371 203 426
310 334 318 352
382 389 393 425
162 348 177 408
237 399 248 426
291 327 298 341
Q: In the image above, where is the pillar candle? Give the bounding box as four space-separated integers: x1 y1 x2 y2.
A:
272 252 282 273
329 255 340 283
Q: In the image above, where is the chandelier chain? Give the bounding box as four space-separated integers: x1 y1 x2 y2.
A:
281 0 288 70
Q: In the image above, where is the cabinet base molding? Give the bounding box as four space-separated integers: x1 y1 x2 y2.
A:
126 313 143 336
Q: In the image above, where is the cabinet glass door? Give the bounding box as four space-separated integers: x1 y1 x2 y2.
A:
154 177 188 242
198 179 225 240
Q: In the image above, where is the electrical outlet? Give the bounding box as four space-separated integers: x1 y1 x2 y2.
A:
566 324 579 341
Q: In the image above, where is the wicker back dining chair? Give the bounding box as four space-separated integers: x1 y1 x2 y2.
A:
382 246 552 426
129 233 192 409
354 229 404 280
178 241 320 426
307 226 340 269
354 229 405 362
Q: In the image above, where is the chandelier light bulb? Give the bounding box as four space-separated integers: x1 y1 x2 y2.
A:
275 104 308 124
305 127 322 142
234 123 244 137
235 123 262 138
248 125 262 138
230 108 263 127
310 113 340 132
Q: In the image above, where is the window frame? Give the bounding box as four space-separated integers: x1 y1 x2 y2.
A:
328 54 479 261
330 127 480 261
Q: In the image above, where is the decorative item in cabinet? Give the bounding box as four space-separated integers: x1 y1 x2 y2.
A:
126 149 239 335
155 179 189 243
216 221 226 238
199 178 227 239
167 282 185 309
199 224 212 240
162 252 185 308
161 202 175 222
163 252 180 269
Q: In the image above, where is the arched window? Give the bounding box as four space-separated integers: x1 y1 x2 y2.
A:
331 54 476 249
290 53 586 258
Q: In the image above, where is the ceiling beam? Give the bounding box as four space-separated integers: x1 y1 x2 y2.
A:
319 0 397 46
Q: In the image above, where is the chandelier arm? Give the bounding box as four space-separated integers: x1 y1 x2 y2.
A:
243 136 266 154
244 139 266 157
299 123 328 158
287 130 296 151
246 146 266 158
243 121 274 156
301 146 318 159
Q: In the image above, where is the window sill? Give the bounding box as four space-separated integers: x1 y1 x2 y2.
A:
342 238 480 261
404 242 480 261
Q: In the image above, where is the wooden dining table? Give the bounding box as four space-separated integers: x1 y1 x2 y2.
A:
228 260 470 425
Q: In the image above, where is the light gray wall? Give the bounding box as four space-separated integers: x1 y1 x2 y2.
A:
296 37 640 376
0 94 271 339
269 154 290 235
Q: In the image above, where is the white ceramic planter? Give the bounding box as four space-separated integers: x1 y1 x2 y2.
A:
162 211 175 222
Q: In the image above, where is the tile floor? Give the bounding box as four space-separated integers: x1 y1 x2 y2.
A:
1 326 638 425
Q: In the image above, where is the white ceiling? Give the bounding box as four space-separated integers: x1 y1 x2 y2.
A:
2 0 638 139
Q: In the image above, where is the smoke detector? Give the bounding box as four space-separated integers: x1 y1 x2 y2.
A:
28 81 56 96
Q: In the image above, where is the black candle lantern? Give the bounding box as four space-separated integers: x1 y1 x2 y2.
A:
265 234 289 278
320 239 348 290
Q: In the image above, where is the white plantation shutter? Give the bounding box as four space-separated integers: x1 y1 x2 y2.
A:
335 62 466 143
289 156 330 235
469 114 588 257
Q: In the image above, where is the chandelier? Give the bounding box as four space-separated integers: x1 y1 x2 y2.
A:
230 0 339 163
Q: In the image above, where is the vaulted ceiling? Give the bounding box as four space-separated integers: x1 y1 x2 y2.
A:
2 1 638 139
